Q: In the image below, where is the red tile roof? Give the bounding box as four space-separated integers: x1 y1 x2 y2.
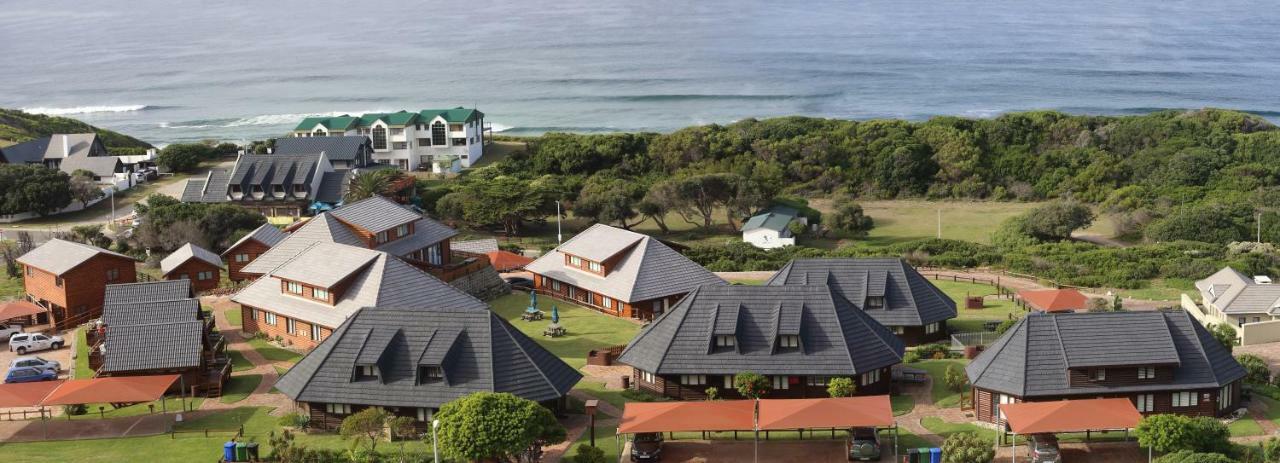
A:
1018 288 1088 312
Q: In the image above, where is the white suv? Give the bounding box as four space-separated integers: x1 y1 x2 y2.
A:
0 324 21 341
8 333 64 354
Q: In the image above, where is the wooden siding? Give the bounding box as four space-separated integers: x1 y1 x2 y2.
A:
22 255 137 329
634 367 893 400
225 239 271 282
163 260 221 293
972 380 1244 424
897 324 949 346
1066 365 1176 389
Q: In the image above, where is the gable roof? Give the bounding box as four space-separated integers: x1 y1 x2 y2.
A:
421 108 483 124
181 169 232 203
1018 289 1089 313
103 280 193 306
274 305 579 408
965 311 1245 397
232 243 486 329
525 224 725 303
294 108 483 132
16 239 134 276
272 136 370 162
452 238 499 254
239 213 366 275
160 243 222 275
766 258 956 327
43 134 99 160
1195 266 1280 315
102 321 204 373
102 299 201 326
0 137 50 164
617 285 904 376
330 196 422 234
743 206 799 234
60 153 121 178
223 224 288 256
295 115 359 132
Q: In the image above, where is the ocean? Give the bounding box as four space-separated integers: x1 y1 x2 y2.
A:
2 0 1279 145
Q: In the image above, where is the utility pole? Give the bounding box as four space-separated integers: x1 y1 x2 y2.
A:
1258 212 1263 243
937 209 942 239
555 200 563 244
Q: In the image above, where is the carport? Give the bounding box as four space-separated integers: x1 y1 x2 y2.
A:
618 400 755 433
0 374 180 438
999 398 1143 462
0 300 49 325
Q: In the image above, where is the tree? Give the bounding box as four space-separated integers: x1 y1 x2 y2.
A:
1087 297 1111 312
944 365 967 392
734 371 770 399
1020 200 1095 241
133 195 265 251
1135 414 1231 454
573 176 644 229
339 407 391 453
155 143 209 173
345 169 398 202
941 431 994 463
1207 323 1236 353
827 200 874 238
0 164 73 216
68 170 104 208
435 392 567 462
1112 294 1123 311
1237 354 1271 384
1154 451 1236 463
571 445 608 463
827 377 856 398
638 183 678 233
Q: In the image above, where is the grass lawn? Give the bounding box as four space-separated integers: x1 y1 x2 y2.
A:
1229 418 1265 437
895 427 936 451
818 200 1115 246
490 293 643 369
892 395 916 416
74 327 93 379
931 280 1025 333
227 350 253 372
0 272 24 300
566 420 622 463
574 380 629 411
908 359 970 408
224 308 242 327
247 338 303 363
220 374 262 404
920 416 998 442
71 397 205 420
1112 278 1196 302
1257 396 1280 424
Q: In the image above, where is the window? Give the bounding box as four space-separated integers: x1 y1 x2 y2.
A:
416 408 433 422
424 244 442 265
286 318 297 335
396 224 409 237
806 376 830 387
376 231 389 243
602 296 613 309
1135 394 1154 412
419 366 444 383
311 324 322 340
1093 369 1106 381
325 403 352 415
106 268 119 281
569 256 582 266
371 126 387 150
778 335 800 349
265 312 277 325
1220 383 1234 410
892 326 905 335
771 376 791 390
1239 317 1247 328
723 375 734 389
861 369 881 386
313 129 325 137
925 322 940 334
589 261 602 273
866 296 884 309
680 374 706 386
235 253 250 263
55 277 63 287
1172 391 1198 407
286 282 304 295
24 266 31 277
449 124 463 132
417 138 431 147
197 271 213 280
391 128 404 135
1138 367 1155 379
313 287 329 300
356 364 378 379
639 370 656 384
551 280 561 291
451 137 466 146
431 122 447 146
997 394 1015 419
391 142 407 150
715 335 736 348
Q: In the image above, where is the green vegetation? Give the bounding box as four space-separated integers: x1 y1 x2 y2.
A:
226 350 253 372
1135 414 1232 454
0 108 152 148
1228 418 1264 437
74 327 93 378
134 195 266 252
489 293 642 369
932 280 1023 332
435 392 567 462
567 423 620 463
574 380 628 411
223 308 242 327
940 431 995 463
0 164 72 216
246 337 303 363
219 374 262 404
70 397 204 420
910 359 970 408
891 395 916 416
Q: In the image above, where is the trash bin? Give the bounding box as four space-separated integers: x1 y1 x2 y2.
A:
223 441 237 462
236 442 248 461
917 448 931 463
930 447 941 463
906 448 919 463
246 442 259 461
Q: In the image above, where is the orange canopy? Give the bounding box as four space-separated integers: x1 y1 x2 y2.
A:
619 400 755 433
1001 398 1142 434
1018 289 1088 313
39 375 180 406
757 396 893 430
486 250 534 272
0 300 46 321
0 380 64 408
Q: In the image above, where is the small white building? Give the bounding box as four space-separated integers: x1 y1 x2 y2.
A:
741 206 806 249
291 108 488 171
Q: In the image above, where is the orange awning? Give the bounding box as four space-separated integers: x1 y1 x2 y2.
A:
0 300 46 321
0 380 64 408
1001 398 1142 434
1018 289 1088 313
486 250 534 272
757 396 893 430
39 375 180 406
619 400 755 433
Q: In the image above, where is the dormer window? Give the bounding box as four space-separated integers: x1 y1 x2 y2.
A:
1138 367 1155 379
1093 369 1106 381
355 364 379 380
569 256 582 267
396 224 409 237
286 281 304 295
376 231 389 244
418 365 444 384
272 184 285 197
313 287 330 301
778 335 800 349
715 335 736 349
866 297 885 309
589 261 602 273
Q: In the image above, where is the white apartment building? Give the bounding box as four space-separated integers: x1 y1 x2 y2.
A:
291 108 488 171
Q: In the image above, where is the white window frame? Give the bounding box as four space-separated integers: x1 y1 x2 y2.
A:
806 376 830 387
778 335 800 348
639 370 656 384
772 376 791 390
286 282 304 295
1138 367 1155 380
723 375 734 389
313 287 329 300
286 318 297 335
680 374 706 386
1220 383 1233 410
235 253 250 263
265 312 277 326
602 296 613 309
1136 394 1154 412
1094 369 1106 381
416 408 433 422
310 324 322 340
1172 391 1198 408
357 364 378 379
326 403 352 415
715 335 736 348
860 369 881 386
589 261 602 272
570 256 582 266
925 322 940 334
551 280 561 291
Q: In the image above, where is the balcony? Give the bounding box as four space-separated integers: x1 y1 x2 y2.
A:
407 251 492 283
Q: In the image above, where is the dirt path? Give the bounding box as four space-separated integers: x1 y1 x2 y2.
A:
923 268 1171 310
198 296 293 414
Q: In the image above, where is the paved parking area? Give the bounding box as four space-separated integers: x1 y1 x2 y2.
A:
650 440 879 462
996 440 1146 463
0 332 76 419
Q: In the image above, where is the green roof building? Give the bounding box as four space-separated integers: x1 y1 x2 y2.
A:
290 108 489 171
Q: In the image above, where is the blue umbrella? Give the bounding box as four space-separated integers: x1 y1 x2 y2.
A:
525 291 539 314
551 305 560 324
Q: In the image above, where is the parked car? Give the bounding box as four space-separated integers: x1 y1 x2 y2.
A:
8 333 64 354
504 276 534 290
4 366 57 383
10 356 60 373
630 432 664 461
1029 433 1061 463
846 427 881 461
0 323 22 341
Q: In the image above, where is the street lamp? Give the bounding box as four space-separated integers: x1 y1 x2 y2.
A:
555 200 563 244
431 419 441 463
585 400 599 448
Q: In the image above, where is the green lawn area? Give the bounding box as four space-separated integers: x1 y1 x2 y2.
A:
908 359 970 408
574 380 629 411
224 308 242 327
0 272 24 300
247 338 303 363
1257 395 1280 424
1229 418 1265 437
220 374 262 404
74 327 93 379
227 350 253 372
1113 278 1196 302
892 395 916 416
566 422 622 463
932 280 1025 333
830 200 1115 246
920 416 997 442
70 397 204 421
490 293 643 369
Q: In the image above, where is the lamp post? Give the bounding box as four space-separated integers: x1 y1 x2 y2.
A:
555 200 563 245
431 419 441 463
585 400 599 448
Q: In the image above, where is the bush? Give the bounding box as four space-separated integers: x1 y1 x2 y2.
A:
63 404 87 416
994 318 1020 335
944 365 967 392
1237 353 1271 384
915 343 953 360
277 412 308 428
571 445 607 463
1154 451 1236 463
1135 414 1232 454
621 389 665 402
941 431 994 463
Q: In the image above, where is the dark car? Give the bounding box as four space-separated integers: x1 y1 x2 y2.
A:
5 366 57 383
846 427 881 461
1029 434 1061 463
504 276 534 290
630 432 663 461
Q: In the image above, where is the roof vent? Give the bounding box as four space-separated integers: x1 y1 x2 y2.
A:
1256 276 1272 285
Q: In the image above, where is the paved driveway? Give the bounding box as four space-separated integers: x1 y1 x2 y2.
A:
649 440 866 463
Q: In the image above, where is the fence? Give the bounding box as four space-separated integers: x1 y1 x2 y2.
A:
951 331 1001 351
170 425 243 440
918 269 1017 300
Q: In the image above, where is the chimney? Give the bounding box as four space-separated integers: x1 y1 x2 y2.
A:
61 135 69 157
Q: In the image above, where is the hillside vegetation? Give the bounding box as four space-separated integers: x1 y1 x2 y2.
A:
0 108 152 149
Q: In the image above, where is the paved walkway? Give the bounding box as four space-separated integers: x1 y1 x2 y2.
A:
198 296 293 415
0 410 216 442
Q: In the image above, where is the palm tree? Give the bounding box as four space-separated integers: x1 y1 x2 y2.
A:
344 169 398 202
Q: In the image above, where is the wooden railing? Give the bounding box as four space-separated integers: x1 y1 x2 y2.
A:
417 252 492 282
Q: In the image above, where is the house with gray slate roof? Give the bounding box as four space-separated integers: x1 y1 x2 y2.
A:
616 284 905 400
181 152 341 218
275 305 580 431
272 136 372 170
1191 267 1280 338
766 258 956 345
232 241 487 350
526 224 725 321
223 224 288 282
160 243 223 292
965 311 1246 424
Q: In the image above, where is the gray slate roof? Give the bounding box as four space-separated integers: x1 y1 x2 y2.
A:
160 243 223 275
102 321 204 373
1195 267 1280 315
16 239 135 275
232 243 486 328
766 258 956 327
181 169 232 203
60 154 122 178
452 238 499 254
102 299 200 326
617 285 905 376
272 136 370 162
330 196 422 234
223 224 288 256
315 171 347 203
0 138 50 164
274 306 581 408
965 311 1246 397
525 224 725 303
104 280 193 306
